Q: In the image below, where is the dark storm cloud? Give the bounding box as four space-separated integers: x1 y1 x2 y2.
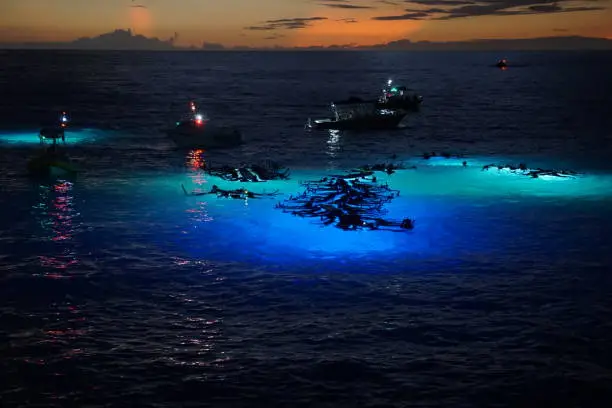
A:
245 17 328 31
372 0 606 21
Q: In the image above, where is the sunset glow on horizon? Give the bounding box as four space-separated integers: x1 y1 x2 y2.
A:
0 0 611 48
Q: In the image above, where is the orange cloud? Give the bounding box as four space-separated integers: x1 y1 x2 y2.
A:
129 5 152 36
284 7 424 47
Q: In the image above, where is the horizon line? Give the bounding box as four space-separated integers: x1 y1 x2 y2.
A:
1 29 611 51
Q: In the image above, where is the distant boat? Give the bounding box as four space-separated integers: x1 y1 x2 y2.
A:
167 101 242 149
39 111 69 143
27 151 78 179
495 59 508 69
306 99 407 131
28 112 77 179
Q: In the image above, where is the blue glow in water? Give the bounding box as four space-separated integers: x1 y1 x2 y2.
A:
123 161 612 268
0 128 101 145
19 150 612 274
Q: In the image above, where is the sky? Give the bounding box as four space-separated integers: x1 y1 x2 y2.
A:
0 0 611 47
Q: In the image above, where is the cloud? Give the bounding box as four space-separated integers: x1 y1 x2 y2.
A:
245 17 328 31
318 1 376 8
373 12 430 19
337 17 360 22
528 4 562 12
434 2 605 20
405 0 474 5
264 33 286 40
372 0 606 21
130 4 147 8
201 41 225 50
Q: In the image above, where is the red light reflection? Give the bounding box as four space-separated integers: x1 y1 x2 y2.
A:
186 149 206 171
35 180 80 275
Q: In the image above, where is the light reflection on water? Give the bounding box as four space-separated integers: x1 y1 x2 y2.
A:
184 149 214 229
326 129 342 170
32 180 81 276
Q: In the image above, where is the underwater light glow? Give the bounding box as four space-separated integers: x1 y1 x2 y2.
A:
0 129 100 146
129 158 612 266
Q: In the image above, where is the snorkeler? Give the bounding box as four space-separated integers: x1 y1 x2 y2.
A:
181 184 278 199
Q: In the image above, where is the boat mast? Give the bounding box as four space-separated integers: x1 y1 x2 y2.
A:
189 101 205 125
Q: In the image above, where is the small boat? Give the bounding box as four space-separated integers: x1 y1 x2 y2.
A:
168 102 242 149
306 98 407 131
495 59 508 69
376 79 423 111
39 111 69 143
27 151 78 178
28 112 77 178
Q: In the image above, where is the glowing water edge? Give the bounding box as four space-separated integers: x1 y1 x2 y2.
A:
0 128 102 145
123 156 612 270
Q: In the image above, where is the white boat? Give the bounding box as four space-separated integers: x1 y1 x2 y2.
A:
306 98 407 131
167 102 242 149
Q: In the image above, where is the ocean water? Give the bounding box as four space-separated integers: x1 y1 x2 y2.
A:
1 50 612 407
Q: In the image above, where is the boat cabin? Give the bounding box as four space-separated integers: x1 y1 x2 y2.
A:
381 85 420 102
379 79 423 106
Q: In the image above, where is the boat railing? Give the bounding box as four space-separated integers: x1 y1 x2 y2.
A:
332 101 378 114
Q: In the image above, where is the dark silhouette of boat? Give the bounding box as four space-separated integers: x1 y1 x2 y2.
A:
376 79 423 111
167 101 242 149
306 98 407 131
39 111 69 143
495 58 508 69
28 111 78 178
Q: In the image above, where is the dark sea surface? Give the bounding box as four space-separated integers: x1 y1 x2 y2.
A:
1 50 612 407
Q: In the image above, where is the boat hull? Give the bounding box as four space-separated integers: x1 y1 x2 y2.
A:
27 154 78 179
309 112 407 131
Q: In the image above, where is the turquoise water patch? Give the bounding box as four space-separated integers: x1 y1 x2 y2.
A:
0 128 103 146
114 158 612 265
20 152 612 273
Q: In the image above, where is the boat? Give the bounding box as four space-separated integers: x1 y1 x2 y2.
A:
495 59 508 69
28 112 78 178
168 101 242 149
27 151 78 179
306 98 407 131
376 79 423 111
39 111 69 143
